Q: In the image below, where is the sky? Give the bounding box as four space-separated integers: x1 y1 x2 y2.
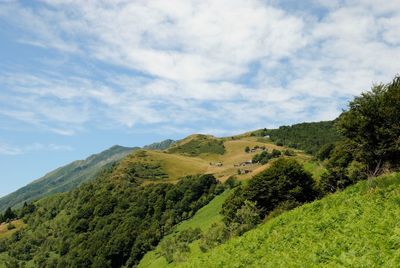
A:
0 0 400 197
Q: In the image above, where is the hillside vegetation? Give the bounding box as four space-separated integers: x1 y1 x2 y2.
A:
252 121 343 155
177 172 400 267
143 139 176 151
168 135 225 156
138 189 233 268
0 165 224 267
0 145 137 212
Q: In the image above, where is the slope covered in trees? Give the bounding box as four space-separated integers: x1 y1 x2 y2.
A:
252 121 343 155
0 145 137 212
0 163 223 267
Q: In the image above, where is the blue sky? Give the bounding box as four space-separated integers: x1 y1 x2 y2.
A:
1 0 400 197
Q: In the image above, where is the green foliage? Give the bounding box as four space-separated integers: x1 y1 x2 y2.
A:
119 160 168 181
223 177 240 189
198 223 230 253
283 149 295 156
252 149 281 165
6 224 15 231
253 121 343 155
223 158 318 220
159 228 201 263
168 135 225 156
1 167 221 267
1 208 16 223
244 146 250 153
252 151 270 164
0 145 137 212
336 76 400 175
315 143 335 161
177 173 400 268
228 200 261 236
318 138 369 193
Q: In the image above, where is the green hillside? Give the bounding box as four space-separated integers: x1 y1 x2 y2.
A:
252 121 343 155
138 189 233 268
0 145 137 212
168 135 225 156
176 172 400 267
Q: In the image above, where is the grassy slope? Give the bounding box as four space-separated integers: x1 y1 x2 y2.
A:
0 220 25 240
0 220 26 268
138 189 233 268
176 172 400 267
138 136 313 185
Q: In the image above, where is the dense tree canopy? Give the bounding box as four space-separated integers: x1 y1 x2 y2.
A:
223 158 318 221
337 76 400 175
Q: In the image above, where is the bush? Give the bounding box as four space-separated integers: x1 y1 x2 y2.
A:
316 143 335 160
224 176 240 189
7 223 16 230
228 200 261 236
283 149 295 156
319 170 352 193
199 222 230 253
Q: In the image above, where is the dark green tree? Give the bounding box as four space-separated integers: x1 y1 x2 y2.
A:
337 76 400 175
3 207 17 221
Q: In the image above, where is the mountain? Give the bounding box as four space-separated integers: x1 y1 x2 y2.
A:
0 145 138 212
143 139 176 150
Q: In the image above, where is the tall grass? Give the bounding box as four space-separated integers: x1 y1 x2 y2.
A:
177 173 400 267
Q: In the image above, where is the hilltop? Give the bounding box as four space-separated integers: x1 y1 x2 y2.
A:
0 120 336 213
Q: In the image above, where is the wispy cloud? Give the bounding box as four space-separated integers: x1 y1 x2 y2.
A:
0 0 399 136
0 142 73 155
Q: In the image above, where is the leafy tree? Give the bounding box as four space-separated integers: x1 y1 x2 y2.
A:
228 200 261 236
199 222 230 253
223 159 317 220
336 76 400 175
244 146 250 153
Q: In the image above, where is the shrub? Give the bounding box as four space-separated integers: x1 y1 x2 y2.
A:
7 223 16 230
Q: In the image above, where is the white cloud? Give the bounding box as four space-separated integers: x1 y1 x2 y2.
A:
0 0 399 136
0 142 73 155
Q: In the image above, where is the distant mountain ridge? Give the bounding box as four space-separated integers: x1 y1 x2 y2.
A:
0 145 138 212
143 139 176 150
